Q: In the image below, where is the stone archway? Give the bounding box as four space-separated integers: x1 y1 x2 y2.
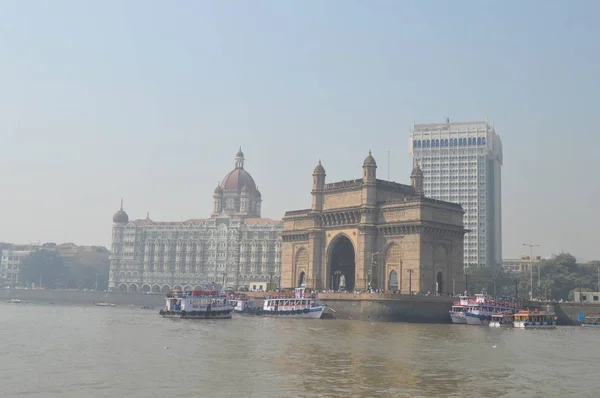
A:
151 284 161 293
328 235 356 291
385 243 403 292
128 284 138 293
436 271 443 294
141 284 151 293
389 270 399 293
294 247 308 288
118 283 128 292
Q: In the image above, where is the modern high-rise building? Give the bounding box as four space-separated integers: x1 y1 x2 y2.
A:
409 119 503 268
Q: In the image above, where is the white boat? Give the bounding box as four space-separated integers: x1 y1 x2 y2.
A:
228 297 257 314
513 310 557 329
8 299 21 304
489 312 513 327
94 302 116 307
256 288 324 319
449 296 470 324
159 290 233 319
465 294 520 325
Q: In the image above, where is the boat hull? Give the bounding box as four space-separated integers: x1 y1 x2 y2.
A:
465 312 490 325
489 321 512 327
513 321 556 329
259 307 324 319
159 309 233 319
450 312 467 324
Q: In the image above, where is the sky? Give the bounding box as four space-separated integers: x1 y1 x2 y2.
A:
0 0 598 261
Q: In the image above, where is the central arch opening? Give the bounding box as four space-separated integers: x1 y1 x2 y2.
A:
436 271 443 294
389 270 398 293
329 235 356 291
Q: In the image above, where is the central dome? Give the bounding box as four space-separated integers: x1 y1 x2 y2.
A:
219 148 258 193
220 168 257 192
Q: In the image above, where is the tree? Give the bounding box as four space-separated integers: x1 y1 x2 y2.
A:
19 250 66 288
466 266 515 297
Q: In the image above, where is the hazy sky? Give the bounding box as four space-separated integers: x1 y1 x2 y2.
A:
1 1 598 261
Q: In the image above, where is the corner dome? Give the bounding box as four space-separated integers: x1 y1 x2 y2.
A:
214 185 223 194
411 159 423 177
112 210 128 224
363 150 377 167
112 199 129 223
313 160 325 175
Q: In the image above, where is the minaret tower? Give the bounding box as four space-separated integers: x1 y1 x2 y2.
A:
361 151 377 207
212 184 223 216
311 160 326 211
410 159 424 196
110 199 129 291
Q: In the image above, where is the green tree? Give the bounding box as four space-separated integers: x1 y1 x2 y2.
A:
19 250 66 288
465 266 515 297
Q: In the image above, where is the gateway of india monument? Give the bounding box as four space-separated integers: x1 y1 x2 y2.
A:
281 152 467 295
109 149 283 293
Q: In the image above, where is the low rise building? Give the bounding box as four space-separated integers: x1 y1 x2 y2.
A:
502 256 542 273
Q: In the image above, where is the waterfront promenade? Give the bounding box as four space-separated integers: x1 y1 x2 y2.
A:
4 288 597 325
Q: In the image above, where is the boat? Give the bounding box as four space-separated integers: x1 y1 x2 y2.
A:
489 311 514 327
159 290 233 319
449 296 470 324
255 287 324 319
140 305 154 310
94 302 116 307
581 314 600 327
465 294 520 325
8 299 21 304
94 292 116 307
228 296 257 314
513 309 557 329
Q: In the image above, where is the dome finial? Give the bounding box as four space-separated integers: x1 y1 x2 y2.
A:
120 198 123 211
235 147 245 168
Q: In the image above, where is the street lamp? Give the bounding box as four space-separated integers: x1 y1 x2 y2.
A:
407 269 414 295
369 252 379 291
523 244 540 300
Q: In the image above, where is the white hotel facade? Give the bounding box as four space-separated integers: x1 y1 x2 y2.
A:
109 149 283 293
409 119 503 268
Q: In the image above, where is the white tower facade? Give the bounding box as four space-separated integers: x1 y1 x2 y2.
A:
409 119 503 268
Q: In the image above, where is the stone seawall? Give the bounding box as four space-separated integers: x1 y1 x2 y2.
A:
551 302 600 325
2 289 165 307
319 293 455 323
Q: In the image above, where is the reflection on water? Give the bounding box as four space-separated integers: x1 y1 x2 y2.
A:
0 303 598 397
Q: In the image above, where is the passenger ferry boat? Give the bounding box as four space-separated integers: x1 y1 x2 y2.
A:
256 287 324 319
489 311 514 327
229 297 257 314
513 309 557 329
581 314 600 327
465 294 520 325
449 296 470 324
159 290 233 319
